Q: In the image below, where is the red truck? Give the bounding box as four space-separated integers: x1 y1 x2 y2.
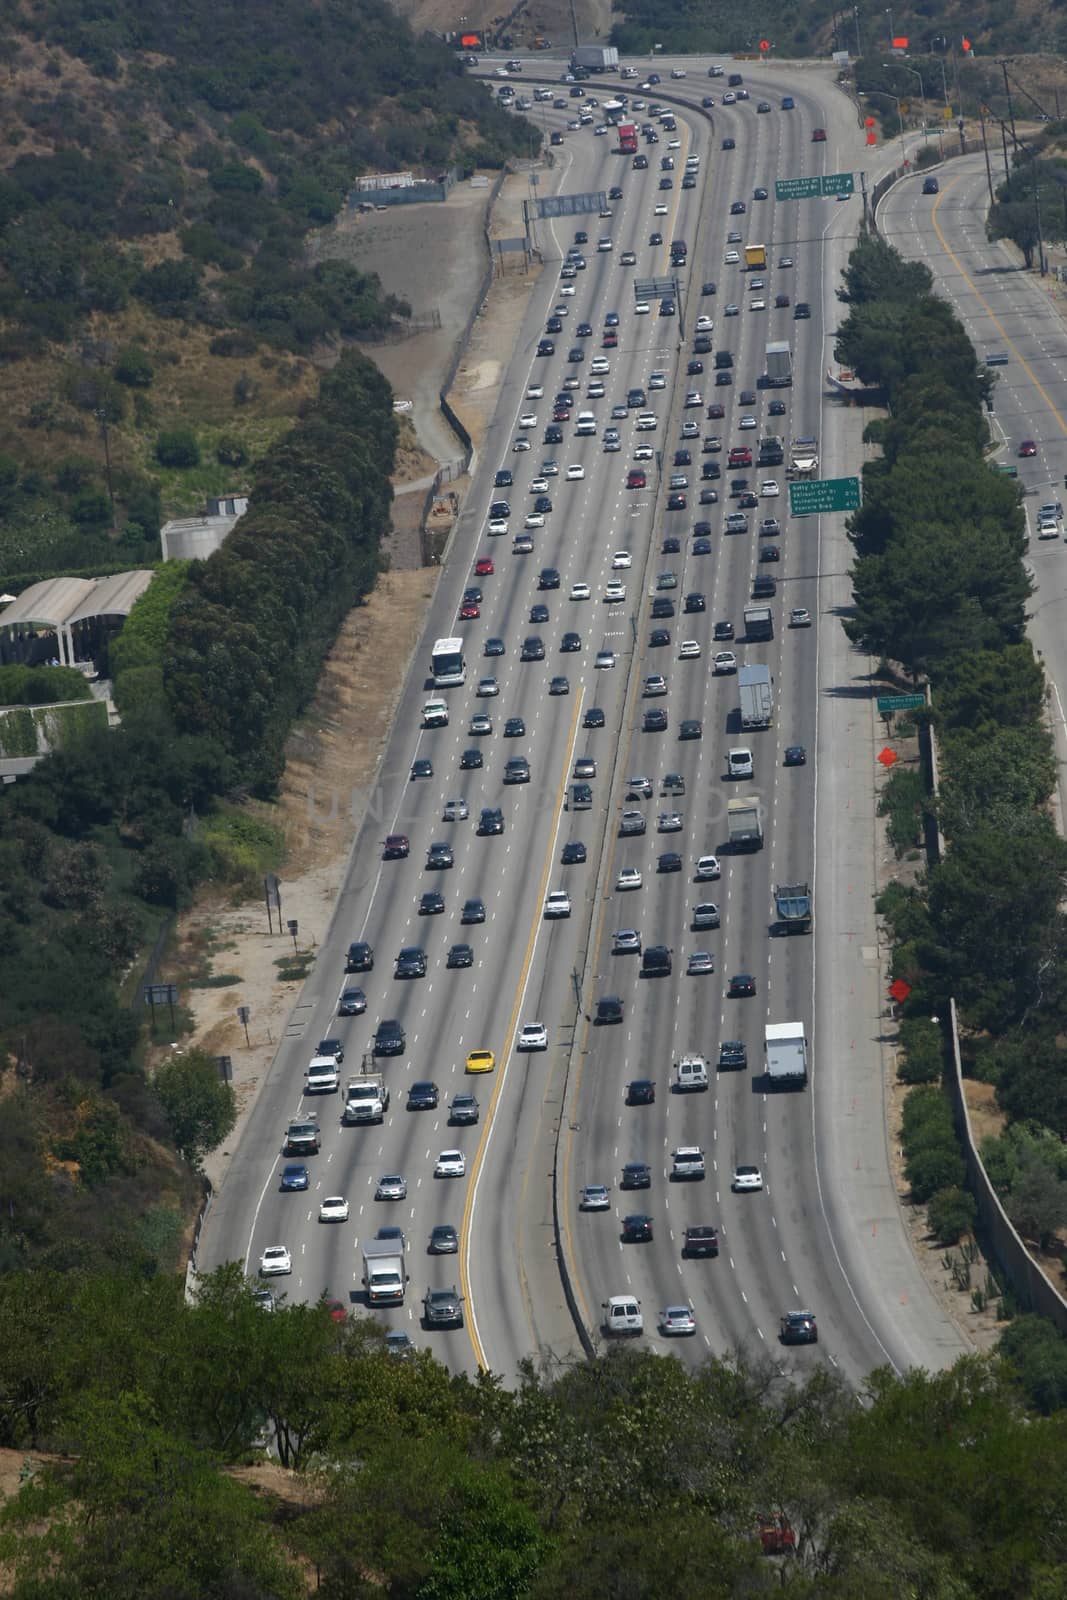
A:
618 122 637 154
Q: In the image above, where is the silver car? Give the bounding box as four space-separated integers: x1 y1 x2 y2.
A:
375 1174 408 1201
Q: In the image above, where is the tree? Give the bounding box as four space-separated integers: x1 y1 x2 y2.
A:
926 1186 976 1243
155 427 200 467
113 347 154 387
1006 1159 1067 1249
153 1048 235 1168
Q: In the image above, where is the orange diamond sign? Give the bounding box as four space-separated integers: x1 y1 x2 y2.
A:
878 747 898 767
889 979 911 1003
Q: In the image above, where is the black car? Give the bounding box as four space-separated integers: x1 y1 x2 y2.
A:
662 535 681 554
546 315 563 334
627 1079 656 1105
621 1161 652 1189
684 592 706 612
649 230 663 245
794 302 811 319
713 620 734 640
407 1080 439 1110
683 1225 720 1258
657 853 682 875
651 597 674 618
530 604 550 624
721 137 735 149
679 719 702 740
576 321 593 337
521 636 546 661
478 807 504 835
769 399 787 415
447 942 474 968
739 389 757 406
730 200 746 214
537 340 555 357
728 972 757 998
667 492 686 511
484 636 505 656
649 628 671 648
494 469 513 488
595 994 623 1023
504 716 526 738
752 573 777 598
459 748 483 770
715 371 733 387
693 537 712 554
584 706 605 728
567 346 584 363
719 1039 747 1069
784 745 807 766
461 897 486 924
345 941 373 973
760 545 780 562
411 758 433 779
642 944 672 977
561 631 581 653
337 986 366 1016
396 946 427 978
538 565 561 589
373 1019 405 1055
674 448 692 466
643 709 668 732
533 495 553 514
562 840 587 864
780 1310 818 1345
622 1213 654 1242
418 891 444 916
687 359 703 376
544 424 563 444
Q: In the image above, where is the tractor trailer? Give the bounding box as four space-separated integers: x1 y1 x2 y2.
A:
739 663 773 729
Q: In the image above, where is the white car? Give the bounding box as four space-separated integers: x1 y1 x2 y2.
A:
658 812 683 832
713 650 737 673
760 479 780 497
681 420 700 438
518 1022 549 1051
732 1165 764 1192
723 303 740 317
724 249 740 264
667 136 681 147
553 302 569 316
634 301 651 315
612 551 632 569
684 391 703 408
476 676 498 697
587 382 605 399
525 512 545 528
739 415 757 430
604 581 626 602
487 517 509 536
695 314 714 332
527 384 544 399
635 412 658 431
649 372 667 390
529 477 549 493
570 582 591 600
616 866 642 891
678 639 701 659
542 459 559 475
513 437 531 452
727 747 754 779
790 607 812 627
544 889 572 918
654 202 669 214
519 412 537 428
591 357 610 374
318 1196 350 1223
435 1150 467 1178
595 649 616 668
566 464 586 480
694 853 721 880
259 1245 292 1276
634 444 654 461
598 237 613 251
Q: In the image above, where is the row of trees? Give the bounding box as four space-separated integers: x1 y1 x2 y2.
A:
838 235 1067 1369
2 1265 1067 1597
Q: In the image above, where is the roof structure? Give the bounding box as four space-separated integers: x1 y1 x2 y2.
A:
0 570 154 667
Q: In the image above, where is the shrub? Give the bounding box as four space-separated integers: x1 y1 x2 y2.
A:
926 1185 975 1243
896 1016 943 1085
215 434 248 468
155 428 200 468
907 1142 966 1204
113 347 154 388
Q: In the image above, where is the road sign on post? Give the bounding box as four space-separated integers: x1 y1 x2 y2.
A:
789 476 861 516
877 693 925 714
775 176 822 201
821 170 855 196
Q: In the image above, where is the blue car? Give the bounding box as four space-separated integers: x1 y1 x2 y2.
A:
280 1163 310 1192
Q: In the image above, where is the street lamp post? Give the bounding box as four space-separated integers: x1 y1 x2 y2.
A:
885 6 893 48
904 64 940 158
883 86 907 165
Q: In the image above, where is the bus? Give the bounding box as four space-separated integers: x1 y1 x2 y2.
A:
431 636 466 687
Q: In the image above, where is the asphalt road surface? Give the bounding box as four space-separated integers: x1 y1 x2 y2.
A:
199 53 971 1384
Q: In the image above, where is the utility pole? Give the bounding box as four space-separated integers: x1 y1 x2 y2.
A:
978 104 995 206
853 4 863 58
1001 60 1017 148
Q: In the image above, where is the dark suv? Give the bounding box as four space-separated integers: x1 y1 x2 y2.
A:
345 941 373 973
373 1019 406 1055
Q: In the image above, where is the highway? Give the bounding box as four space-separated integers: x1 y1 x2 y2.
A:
198 52 971 1385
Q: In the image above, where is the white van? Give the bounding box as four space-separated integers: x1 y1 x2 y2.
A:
674 1054 709 1091
422 699 449 728
575 411 597 436
603 1295 643 1335
727 747 754 779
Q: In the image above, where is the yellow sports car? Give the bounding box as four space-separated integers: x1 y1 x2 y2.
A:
466 1049 495 1074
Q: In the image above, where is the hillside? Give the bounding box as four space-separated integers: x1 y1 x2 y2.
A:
0 0 530 580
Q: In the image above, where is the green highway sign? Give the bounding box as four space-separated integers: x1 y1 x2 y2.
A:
789 475 861 516
822 170 855 196
877 693 925 714
775 176 822 201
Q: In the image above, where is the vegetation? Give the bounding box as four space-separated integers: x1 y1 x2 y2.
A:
1 1267 1067 1595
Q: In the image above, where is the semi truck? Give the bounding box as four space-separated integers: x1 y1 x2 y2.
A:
739 663 773 729
790 437 819 476
572 44 619 70
774 882 812 934
745 243 767 269
343 1073 390 1125
764 1022 808 1087
764 341 792 387
743 604 773 641
728 797 763 851
361 1239 408 1306
618 121 637 154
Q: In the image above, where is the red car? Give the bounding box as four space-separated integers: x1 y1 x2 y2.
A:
475 555 495 575
627 468 647 489
458 600 480 620
728 447 752 468
1018 439 1037 457
603 330 618 347
553 405 571 421
382 834 410 860
812 127 826 141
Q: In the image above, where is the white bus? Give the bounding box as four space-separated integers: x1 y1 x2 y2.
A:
431 636 466 688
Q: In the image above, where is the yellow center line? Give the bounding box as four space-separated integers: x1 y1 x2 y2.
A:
930 178 1067 438
657 120 692 277
460 689 585 1370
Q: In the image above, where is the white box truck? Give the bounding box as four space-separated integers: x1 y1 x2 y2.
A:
728 797 763 851
764 1022 808 1087
572 44 619 70
362 1239 408 1306
764 340 792 387
739 663 773 729
343 1073 390 1125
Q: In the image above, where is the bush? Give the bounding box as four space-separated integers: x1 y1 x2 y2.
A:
155 428 200 468
896 1016 943 1085
926 1185 975 1243
215 434 248 468
113 347 154 388
907 1142 967 1204
70 489 112 527
878 765 928 856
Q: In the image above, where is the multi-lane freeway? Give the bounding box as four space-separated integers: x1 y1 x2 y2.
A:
199 52 971 1385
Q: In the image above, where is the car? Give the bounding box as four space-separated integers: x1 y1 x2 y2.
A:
513 437 531 451
494 469 513 488
478 806 504 836
724 302 739 316
376 1173 408 1202
484 638 505 660
1018 439 1038 457
695 854 721 881
565 463 586 482
613 928 643 954
442 798 468 821
684 591 705 613
644 672 668 696
449 1093 480 1125
549 675 569 695
518 1022 548 1052
760 478 780 497
562 840 587 864
434 1150 467 1178
574 757 596 780
259 1245 292 1276
616 865 643 891
679 719 702 740
447 943 474 969
683 391 702 409
707 401 726 419
688 949 715 975
521 633 545 657
622 1213 654 1243
658 851 682 873
423 1285 464 1327
504 716 525 739
732 1164 763 1192
731 200 746 214
679 639 701 660
470 709 493 732
419 890 445 916
580 1184 611 1211
749 297 766 312
728 972 757 997
789 607 812 627
595 995 623 1024
812 127 826 141
779 254 794 268
692 902 720 930
560 630 582 654
410 757 433 780
570 582 591 601
760 545 780 563
643 709 668 732
461 897 486 924
430 1225 459 1255
512 533 534 553
337 985 367 1017
693 536 712 554
683 1225 720 1258
719 1039 747 1070
465 1049 494 1076
634 443 654 460
279 1162 310 1193
459 747 482 771
544 889 572 919
794 301 811 319
407 1081 440 1110
781 1310 819 1344
395 946 428 980
621 1161 652 1190
604 581 626 603
373 1018 405 1056
784 745 807 766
